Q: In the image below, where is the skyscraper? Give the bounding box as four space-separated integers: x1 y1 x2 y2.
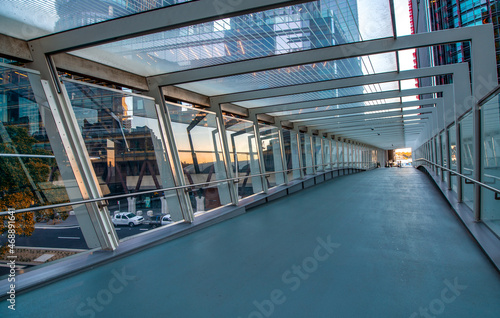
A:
411 0 500 82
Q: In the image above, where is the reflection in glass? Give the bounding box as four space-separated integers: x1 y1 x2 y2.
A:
0 65 93 260
300 133 313 175
460 112 474 210
449 124 457 193
63 79 180 222
72 1 392 78
323 138 331 170
441 132 448 182
435 137 441 177
259 124 285 188
167 104 231 213
0 67 68 237
224 116 263 199
339 141 344 169
332 140 338 169
481 95 500 235
282 129 301 181
314 136 324 172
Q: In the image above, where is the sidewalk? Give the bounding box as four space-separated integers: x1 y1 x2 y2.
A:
34 215 80 229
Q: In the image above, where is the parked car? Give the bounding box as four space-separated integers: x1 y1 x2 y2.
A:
112 212 144 227
148 214 173 228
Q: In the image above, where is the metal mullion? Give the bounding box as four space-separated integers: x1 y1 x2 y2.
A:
26 53 119 250
145 83 194 223
250 113 269 193
211 102 239 206
275 120 290 185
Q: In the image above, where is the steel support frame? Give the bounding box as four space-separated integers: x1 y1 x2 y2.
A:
150 25 494 86
209 102 239 205
29 0 317 54
249 113 270 194
211 64 467 104
26 46 119 250
146 79 195 223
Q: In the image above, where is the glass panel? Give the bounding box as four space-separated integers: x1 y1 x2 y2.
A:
449 124 457 193
268 98 402 117
224 116 263 199
332 140 338 169
324 138 331 170
460 112 474 210
282 129 301 181
441 131 447 182
72 1 393 76
339 141 344 168
0 65 92 269
314 136 323 172
179 52 397 96
435 137 441 177
300 133 314 175
63 79 181 232
0 0 193 40
481 95 500 235
344 142 348 168
236 82 399 108
167 104 231 213
259 124 284 188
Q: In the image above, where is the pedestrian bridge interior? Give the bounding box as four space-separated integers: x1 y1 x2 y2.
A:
0 0 499 317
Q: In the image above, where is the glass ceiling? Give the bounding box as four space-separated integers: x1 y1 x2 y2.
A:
178 52 397 96
69 0 393 76
291 108 401 123
235 81 399 108
0 0 193 40
268 97 401 116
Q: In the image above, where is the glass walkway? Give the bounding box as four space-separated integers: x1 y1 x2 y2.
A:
1 168 499 318
1 1 500 316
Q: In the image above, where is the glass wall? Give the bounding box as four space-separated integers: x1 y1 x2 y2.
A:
441 131 447 182
314 136 324 172
323 138 331 170
481 94 500 236
167 103 231 214
282 129 301 181
224 116 263 199
339 141 345 168
64 79 181 224
436 137 441 177
259 123 285 188
300 133 313 175
0 65 96 265
332 140 338 169
344 142 349 168
449 124 457 193
460 113 474 210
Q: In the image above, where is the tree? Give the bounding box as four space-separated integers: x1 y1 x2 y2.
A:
0 126 69 253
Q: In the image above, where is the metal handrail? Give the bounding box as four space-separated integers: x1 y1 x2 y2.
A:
0 163 370 216
414 158 500 196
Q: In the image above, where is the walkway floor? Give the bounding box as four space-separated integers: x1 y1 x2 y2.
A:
3 168 500 317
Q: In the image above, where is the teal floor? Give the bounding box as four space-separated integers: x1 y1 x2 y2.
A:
3 168 500 318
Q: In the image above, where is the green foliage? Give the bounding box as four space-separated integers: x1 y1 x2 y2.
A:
0 126 67 238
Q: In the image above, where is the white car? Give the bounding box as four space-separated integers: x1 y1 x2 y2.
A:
149 214 173 228
112 212 144 227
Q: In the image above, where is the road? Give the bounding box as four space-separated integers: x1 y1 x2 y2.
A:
0 224 153 250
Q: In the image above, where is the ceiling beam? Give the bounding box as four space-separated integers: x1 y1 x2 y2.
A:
150 25 489 86
279 99 438 122
0 34 32 62
250 85 450 114
53 53 149 91
210 64 465 103
29 0 316 54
